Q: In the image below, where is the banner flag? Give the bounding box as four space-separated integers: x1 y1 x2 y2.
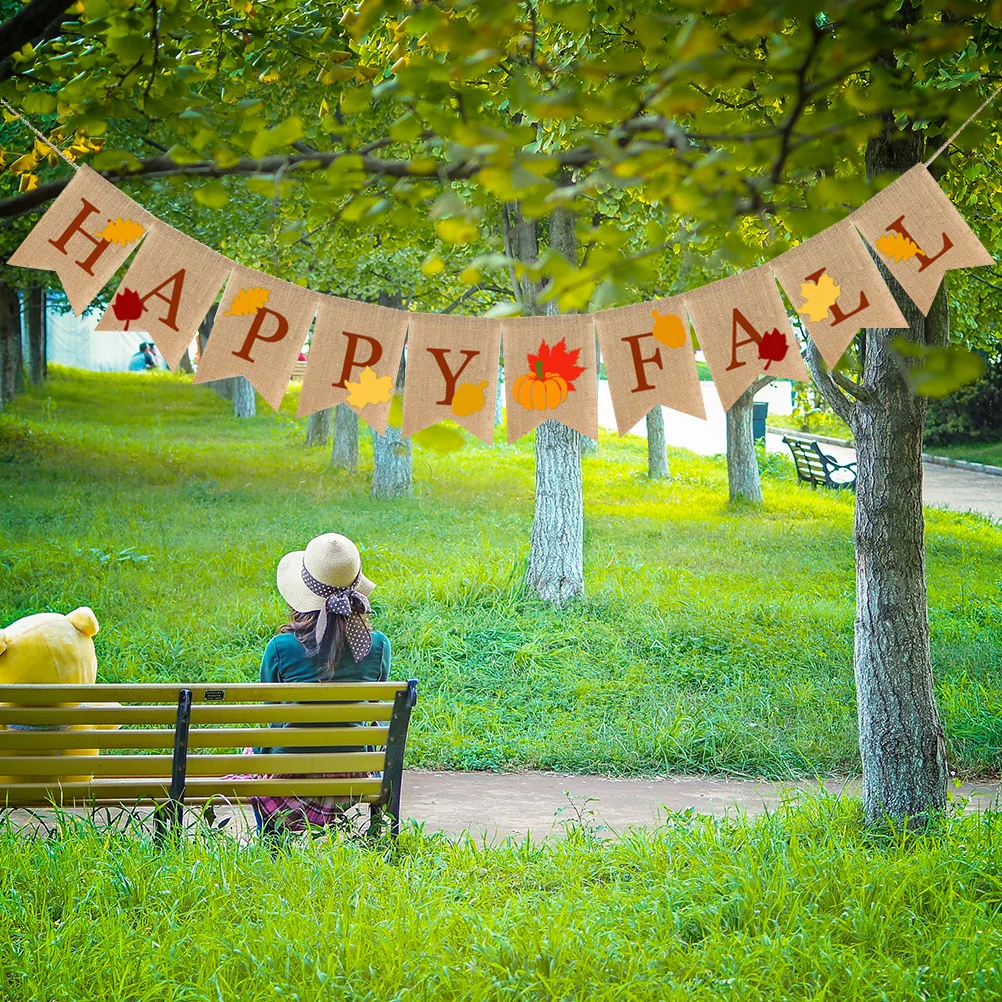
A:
93 223 233 370
8 165 155 316
193 265 319 411
769 219 909 367
297 296 408 434
850 164 994 315
684 266 809 412
502 314 598 443
594 296 705 435
401 313 503 445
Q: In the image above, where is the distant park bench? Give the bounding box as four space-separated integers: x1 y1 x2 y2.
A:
290 359 308 381
0 680 417 837
782 436 857 490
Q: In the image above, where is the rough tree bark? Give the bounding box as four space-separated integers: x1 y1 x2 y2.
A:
306 407 332 446
370 291 411 498
231 376 256 418
504 200 585 604
25 284 46 385
725 376 771 502
804 128 949 826
332 403 359 471
0 284 23 404
646 407 670 479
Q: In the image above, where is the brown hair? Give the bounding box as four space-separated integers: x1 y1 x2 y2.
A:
278 609 349 681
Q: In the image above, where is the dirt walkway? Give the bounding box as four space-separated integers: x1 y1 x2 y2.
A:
8 771 999 839
400 771 1001 839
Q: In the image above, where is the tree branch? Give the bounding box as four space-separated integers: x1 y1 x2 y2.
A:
0 0 77 64
804 339 857 424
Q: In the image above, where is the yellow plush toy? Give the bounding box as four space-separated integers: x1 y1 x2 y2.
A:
0 606 116 784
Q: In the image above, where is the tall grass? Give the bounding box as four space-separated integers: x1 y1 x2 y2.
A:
2 797 1002 1000
2 367 1001 778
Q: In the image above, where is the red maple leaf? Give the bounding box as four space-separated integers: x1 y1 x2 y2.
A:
526 338 586 391
758 328 789 370
112 288 144 331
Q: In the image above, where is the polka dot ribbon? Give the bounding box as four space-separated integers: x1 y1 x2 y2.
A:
301 565 373 663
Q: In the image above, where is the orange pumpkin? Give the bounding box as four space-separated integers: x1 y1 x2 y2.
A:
512 360 568 411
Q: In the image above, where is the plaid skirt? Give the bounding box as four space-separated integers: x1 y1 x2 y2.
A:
227 747 376 833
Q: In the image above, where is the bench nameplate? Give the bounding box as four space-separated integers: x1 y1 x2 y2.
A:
203 690 226 701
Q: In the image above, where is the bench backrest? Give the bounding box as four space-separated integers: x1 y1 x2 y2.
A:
783 436 834 486
0 681 416 814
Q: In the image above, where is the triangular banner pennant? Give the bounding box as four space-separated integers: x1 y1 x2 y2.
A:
93 223 233 370
8 165 155 316
769 219 910 367
401 313 502 445
683 265 809 412
594 296 705 435
296 296 408 435
502 314 598 444
192 265 319 411
850 164 994 315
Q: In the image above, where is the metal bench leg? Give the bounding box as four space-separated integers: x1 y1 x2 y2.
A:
155 689 192 843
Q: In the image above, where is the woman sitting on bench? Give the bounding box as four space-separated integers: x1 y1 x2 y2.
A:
244 532 390 834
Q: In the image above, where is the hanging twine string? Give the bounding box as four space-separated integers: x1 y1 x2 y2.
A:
925 84 1002 166
0 97 79 171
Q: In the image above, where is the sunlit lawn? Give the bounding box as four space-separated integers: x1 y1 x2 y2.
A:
2 366 1001 778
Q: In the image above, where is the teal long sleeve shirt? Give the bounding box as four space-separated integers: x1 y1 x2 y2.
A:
258 630 391 755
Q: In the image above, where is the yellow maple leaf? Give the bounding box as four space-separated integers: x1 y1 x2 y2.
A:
345 366 394 409
18 174 39 192
224 287 271 317
94 217 146 247
875 231 923 263
797 273 841 324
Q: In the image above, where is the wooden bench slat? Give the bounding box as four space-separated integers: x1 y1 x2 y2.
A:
0 726 390 751
0 703 394 726
0 682 406 704
0 776 384 805
0 751 386 777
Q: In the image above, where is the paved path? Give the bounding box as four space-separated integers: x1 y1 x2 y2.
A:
597 381 1002 522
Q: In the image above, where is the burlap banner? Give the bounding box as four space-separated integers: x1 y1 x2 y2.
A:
595 296 705 435
769 219 909 367
8 165 155 316
93 223 233 370
850 164 994 315
193 265 319 411
502 314 598 443
401 313 503 445
297 296 408 435
684 266 810 412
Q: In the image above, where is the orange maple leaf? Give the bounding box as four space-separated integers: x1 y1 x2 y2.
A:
95 217 146 246
224 287 271 317
345 366 394 409
875 232 924 263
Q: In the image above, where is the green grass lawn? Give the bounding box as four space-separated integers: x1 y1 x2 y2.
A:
2 367 1001 779
932 440 1002 467
3 797 1002 1000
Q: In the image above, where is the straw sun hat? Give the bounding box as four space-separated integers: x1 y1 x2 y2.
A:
276 533 375 614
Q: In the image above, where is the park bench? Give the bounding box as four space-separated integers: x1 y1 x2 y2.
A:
782 435 857 490
290 359 308 381
0 680 417 836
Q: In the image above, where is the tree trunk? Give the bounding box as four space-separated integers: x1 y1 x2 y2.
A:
646 407 670 479
503 199 586 603
0 284 23 404
306 407 332 446
370 291 411 498
231 376 256 418
332 403 359 471
25 284 46 385
177 350 194 374
725 381 766 502
197 305 232 399
494 358 504 426
804 124 949 826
